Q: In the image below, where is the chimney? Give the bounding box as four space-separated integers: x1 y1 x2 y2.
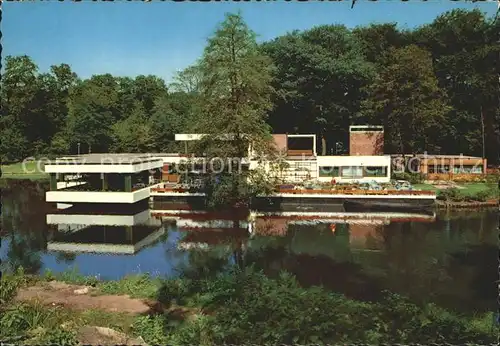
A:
349 125 384 156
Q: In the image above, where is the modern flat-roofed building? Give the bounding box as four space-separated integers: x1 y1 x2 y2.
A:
44 153 163 204
391 154 487 180
169 133 391 183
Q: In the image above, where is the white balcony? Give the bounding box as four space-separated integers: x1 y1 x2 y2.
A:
46 209 157 226
46 186 151 204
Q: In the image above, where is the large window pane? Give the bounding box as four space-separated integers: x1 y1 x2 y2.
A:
364 166 387 177
319 166 340 177
341 166 363 178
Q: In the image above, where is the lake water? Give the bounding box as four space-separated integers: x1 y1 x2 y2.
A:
0 180 497 315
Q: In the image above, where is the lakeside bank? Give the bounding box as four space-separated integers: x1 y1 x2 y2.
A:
1 267 498 345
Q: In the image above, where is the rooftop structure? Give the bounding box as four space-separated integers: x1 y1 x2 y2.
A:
44 154 163 204
169 132 391 184
349 125 384 156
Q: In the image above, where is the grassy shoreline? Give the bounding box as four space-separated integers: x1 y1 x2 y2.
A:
1 161 48 180
1 267 497 345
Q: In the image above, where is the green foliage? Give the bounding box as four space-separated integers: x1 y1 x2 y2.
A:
0 267 28 305
191 12 277 209
263 25 376 152
132 315 171 345
43 267 100 286
361 44 450 154
437 188 463 201
1 10 499 165
155 266 497 345
0 301 76 344
99 273 163 299
42 269 163 299
37 327 78 346
392 172 425 184
110 101 155 153
166 314 214 346
157 279 190 306
413 9 500 161
437 186 495 202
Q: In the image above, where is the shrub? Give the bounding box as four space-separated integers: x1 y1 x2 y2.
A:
37 327 78 346
392 172 425 184
0 267 28 306
162 266 498 345
466 190 491 202
99 273 161 299
133 315 171 345
157 278 191 306
0 301 76 343
437 188 463 201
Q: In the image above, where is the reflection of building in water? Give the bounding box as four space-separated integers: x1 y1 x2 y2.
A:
46 209 163 255
348 224 384 250
178 228 249 251
251 211 435 239
150 209 249 251
254 217 289 236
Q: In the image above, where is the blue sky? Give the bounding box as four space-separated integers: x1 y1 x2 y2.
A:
4 1 496 83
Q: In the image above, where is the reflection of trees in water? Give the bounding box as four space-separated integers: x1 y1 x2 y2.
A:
375 212 497 312
54 251 77 264
1 180 51 274
185 211 497 314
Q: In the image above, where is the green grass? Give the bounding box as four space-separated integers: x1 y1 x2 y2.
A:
1 161 48 180
413 183 437 191
415 182 497 198
42 268 163 299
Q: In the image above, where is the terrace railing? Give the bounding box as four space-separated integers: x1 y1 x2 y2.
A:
275 188 436 196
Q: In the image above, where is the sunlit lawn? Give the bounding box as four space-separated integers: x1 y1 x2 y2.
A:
414 182 498 198
1 161 48 180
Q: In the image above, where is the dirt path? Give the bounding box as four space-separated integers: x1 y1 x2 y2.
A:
16 280 160 315
15 280 165 345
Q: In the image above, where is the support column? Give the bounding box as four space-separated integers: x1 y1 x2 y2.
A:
125 226 133 243
125 174 132 192
50 173 57 191
101 173 108 191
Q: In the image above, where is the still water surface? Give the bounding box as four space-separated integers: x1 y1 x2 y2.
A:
0 180 497 314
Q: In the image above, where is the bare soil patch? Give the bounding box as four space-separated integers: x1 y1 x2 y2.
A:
16 280 159 315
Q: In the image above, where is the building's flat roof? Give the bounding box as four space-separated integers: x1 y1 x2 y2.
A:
349 125 384 132
286 134 315 138
47 153 163 165
44 153 164 174
390 154 483 160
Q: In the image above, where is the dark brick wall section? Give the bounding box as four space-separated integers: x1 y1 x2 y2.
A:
349 131 384 156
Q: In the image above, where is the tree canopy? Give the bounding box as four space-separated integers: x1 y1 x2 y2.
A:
1 9 498 165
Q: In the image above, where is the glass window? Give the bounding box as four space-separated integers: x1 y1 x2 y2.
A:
435 165 450 173
453 165 483 174
319 166 340 177
364 166 387 177
341 166 363 178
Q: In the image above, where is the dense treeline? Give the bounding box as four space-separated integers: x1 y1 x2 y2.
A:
1 9 498 164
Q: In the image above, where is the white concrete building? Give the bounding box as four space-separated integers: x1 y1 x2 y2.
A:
44 154 163 204
316 155 391 183
163 133 391 184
